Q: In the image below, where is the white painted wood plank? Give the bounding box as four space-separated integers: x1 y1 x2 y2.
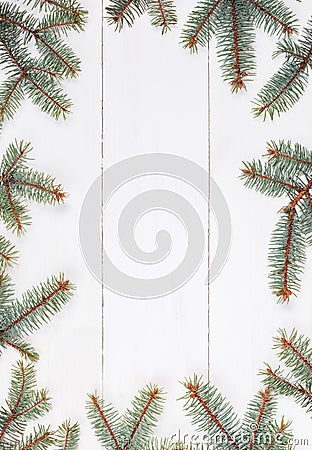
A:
103 3 209 438
211 1 312 447
0 3 102 447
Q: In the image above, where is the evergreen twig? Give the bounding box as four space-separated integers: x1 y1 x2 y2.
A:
262 329 312 416
181 0 297 92
240 140 312 302
86 384 165 449
0 360 80 449
0 235 18 272
181 374 293 450
0 140 66 234
254 17 312 119
0 0 87 127
0 236 75 361
106 0 177 34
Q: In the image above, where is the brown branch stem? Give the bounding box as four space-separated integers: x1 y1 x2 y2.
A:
62 424 70 450
230 0 245 89
157 0 167 29
4 182 23 231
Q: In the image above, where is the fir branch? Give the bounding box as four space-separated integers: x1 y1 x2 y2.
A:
217 0 255 92
87 384 165 450
147 0 177 34
123 385 164 448
0 140 66 234
273 39 305 62
182 375 241 450
15 391 49 419
0 270 75 361
231 0 245 90
0 335 39 361
0 235 18 272
300 200 312 246
0 271 15 311
264 367 312 402
26 0 86 20
106 0 177 33
181 375 292 450
267 140 312 175
0 188 31 234
262 330 312 414
180 0 223 52
0 0 87 126
241 388 276 450
87 394 121 449
268 209 305 302
106 0 149 31
278 329 312 374
17 427 54 449
240 160 300 197
1 274 74 335
273 329 312 385
265 420 292 450
1 141 31 176
241 140 312 302
247 0 296 36
0 361 79 449
254 17 312 119
4 182 25 232
0 361 52 443
54 420 80 450
182 0 297 92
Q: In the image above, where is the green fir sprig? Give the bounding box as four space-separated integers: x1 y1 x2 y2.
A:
240 140 312 302
181 374 293 450
0 0 87 127
0 140 66 234
0 360 80 449
87 384 165 449
262 329 312 415
0 235 18 272
0 237 75 361
181 0 297 92
106 0 177 34
254 17 312 119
